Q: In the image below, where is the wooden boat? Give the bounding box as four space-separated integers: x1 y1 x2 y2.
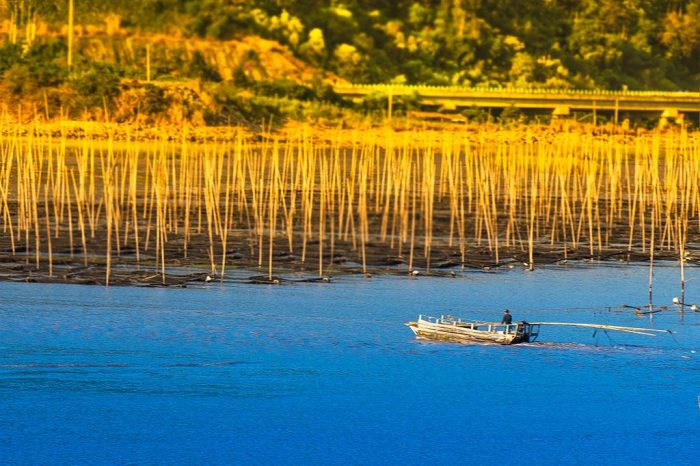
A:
406 314 672 345
406 315 540 345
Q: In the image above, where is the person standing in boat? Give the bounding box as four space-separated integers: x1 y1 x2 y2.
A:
501 309 513 325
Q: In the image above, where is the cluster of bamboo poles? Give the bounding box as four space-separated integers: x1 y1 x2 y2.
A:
0 123 698 286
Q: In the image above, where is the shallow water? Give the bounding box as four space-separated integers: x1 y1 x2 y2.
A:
1 263 700 465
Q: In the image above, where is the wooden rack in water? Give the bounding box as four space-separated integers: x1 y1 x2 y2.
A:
1 122 699 286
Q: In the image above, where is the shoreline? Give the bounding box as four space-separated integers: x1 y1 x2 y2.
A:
0 251 692 288
0 117 682 144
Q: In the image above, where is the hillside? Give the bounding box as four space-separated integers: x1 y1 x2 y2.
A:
1 1 699 127
5 1 700 88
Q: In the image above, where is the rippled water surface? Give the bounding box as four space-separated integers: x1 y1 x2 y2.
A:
2 264 700 465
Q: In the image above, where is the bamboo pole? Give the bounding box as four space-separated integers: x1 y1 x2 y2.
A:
67 0 74 69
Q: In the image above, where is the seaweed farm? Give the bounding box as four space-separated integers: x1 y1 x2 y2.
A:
0 124 699 285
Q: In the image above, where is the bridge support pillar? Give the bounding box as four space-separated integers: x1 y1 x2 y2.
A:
660 108 683 129
552 105 570 118
661 108 680 119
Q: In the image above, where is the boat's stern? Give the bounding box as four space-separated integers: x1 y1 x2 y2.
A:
516 322 540 343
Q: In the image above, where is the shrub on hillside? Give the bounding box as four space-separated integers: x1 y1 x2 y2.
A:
251 78 345 107
69 63 123 108
114 82 173 123
0 43 23 75
183 51 222 82
252 79 316 100
205 82 287 126
0 40 67 95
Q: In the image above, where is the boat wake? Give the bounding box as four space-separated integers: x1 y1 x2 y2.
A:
411 338 696 358
519 340 696 356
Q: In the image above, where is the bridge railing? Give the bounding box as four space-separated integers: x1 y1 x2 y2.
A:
333 83 700 99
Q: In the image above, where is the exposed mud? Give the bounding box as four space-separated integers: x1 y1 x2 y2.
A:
0 224 693 287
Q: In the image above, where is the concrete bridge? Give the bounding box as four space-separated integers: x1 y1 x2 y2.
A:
333 83 700 122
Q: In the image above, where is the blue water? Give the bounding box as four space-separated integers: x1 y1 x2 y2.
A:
1 264 700 465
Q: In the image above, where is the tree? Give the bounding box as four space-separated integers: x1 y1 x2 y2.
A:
299 28 327 66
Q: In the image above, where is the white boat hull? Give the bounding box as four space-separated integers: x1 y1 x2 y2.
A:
407 316 535 345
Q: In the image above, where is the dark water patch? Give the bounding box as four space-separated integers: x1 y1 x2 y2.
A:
0 363 129 369
0 377 297 398
163 361 247 367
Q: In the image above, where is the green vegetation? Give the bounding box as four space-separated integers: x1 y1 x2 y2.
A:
1 1 699 125
98 0 700 90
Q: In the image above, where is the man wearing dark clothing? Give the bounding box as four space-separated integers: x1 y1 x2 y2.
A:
501 309 512 325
